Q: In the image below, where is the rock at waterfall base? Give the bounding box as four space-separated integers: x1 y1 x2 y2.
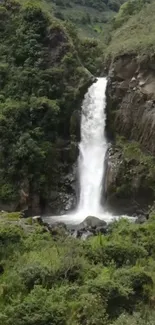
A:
74 216 108 237
39 216 108 240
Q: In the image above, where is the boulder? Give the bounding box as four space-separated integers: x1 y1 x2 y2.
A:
21 208 31 218
135 214 147 224
77 216 107 234
81 231 94 240
46 222 68 237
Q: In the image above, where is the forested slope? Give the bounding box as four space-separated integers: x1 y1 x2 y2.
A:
0 0 96 214
45 0 127 38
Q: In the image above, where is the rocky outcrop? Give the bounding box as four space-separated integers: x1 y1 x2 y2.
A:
106 54 155 153
45 160 78 215
105 54 155 215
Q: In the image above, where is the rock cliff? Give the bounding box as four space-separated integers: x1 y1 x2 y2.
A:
105 54 155 215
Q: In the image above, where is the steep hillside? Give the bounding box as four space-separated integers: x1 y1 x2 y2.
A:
106 0 155 59
0 0 94 215
45 0 127 38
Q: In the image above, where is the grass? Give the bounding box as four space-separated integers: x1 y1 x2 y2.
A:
106 1 155 59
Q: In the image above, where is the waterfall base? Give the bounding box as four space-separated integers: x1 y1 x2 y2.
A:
42 210 135 226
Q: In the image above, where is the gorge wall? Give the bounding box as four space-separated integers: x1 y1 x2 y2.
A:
105 54 155 216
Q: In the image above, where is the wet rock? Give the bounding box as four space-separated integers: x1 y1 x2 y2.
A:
40 215 108 240
81 231 93 240
72 230 79 238
32 216 43 225
45 159 78 215
71 228 93 240
21 208 30 218
70 110 81 142
78 216 107 228
0 264 4 275
76 216 108 235
130 77 138 89
47 222 68 237
135 214 147 224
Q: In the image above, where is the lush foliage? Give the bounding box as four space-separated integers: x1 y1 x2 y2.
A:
1 213 155 324
105 0 155 58
112 0 149 29
0 0 93 206
52 0 125 11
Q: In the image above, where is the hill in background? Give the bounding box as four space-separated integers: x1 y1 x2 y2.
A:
106 0 155 59
44 0 127 39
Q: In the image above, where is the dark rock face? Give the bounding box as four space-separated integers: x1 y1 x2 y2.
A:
106 54 155 153
44 156 78 215
105 54 155 215
0 264 4 275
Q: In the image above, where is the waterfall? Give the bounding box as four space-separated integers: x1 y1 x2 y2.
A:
42 77 134 225
77 77 107 216
43 77 118 224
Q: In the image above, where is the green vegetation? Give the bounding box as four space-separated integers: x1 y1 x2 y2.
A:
105 0 155 59
0 0 96 206
47 0 128 39
77 37 105 74
1 213 155 323
1 0 155 324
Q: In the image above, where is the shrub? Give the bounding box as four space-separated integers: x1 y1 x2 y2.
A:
86 235 147 267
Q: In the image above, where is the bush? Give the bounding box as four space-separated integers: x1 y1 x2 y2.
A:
1 285 68 325
1 217 155 324
86 234 147 267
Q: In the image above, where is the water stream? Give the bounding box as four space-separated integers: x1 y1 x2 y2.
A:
44 77 117 224
77 77 107 216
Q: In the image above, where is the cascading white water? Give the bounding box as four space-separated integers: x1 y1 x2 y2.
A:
42 77 134 224
45 77 114 224
77 77 107 216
